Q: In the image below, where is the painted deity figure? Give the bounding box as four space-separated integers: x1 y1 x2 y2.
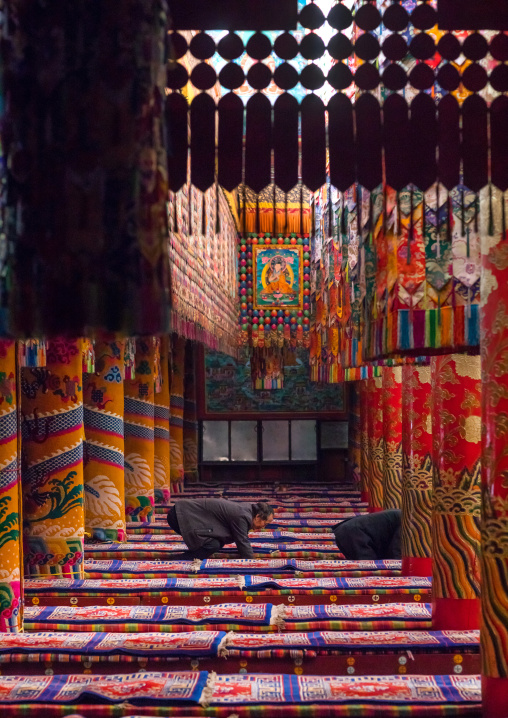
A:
263 256 295 296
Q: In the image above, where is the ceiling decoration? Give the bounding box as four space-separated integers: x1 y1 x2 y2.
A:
166 0 505 195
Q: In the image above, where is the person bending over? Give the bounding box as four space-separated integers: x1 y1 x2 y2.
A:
332 509 401 560
167 498 274 560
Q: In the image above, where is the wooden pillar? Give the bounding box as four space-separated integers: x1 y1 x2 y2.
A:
401 364 433 576
154 336 171 503
479 187 508 718
367 376 384 511
83 339 126 541
22 339 85 578
170 335 186 493
124 337 155 522
0 341 22 631
359 380 370 503
430 354 481 629
382 366 403 509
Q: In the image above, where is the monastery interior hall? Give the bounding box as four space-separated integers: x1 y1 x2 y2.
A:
1 0 508 715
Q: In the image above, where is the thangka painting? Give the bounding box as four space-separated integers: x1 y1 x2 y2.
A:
253 246 303 310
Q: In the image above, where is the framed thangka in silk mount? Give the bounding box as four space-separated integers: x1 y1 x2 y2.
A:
253 246 303 311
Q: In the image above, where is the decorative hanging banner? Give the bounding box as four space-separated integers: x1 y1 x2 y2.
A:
2 1 171 337
0 341 22 632
168 185 239 357
124 338 156 522
367 376 384 512
21 338 85 579
83 340 126 542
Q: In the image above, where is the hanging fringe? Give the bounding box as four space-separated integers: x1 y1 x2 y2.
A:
284 192 288 235
341 193 347 235
328 182 334 240
382 184 387 234
173 194 178 233
460 187 465 237
488 183 494 237
242 184 246 238
407 186 413 264
202 191 207 235
396 190 400 238
368 191 373 244
358 185 363 240
124 338 136 380
474 192 479 233
503 190 506 240
273 184 277 236
421 193 426 242
311 198 315 239
255 193 260 234
18 339 47 367
447 192 452 243
215 182 221 234
299 182 304 235
436 183 441 258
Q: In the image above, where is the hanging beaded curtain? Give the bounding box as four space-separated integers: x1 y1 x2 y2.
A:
22 339 85 579
154 336 171 503
0 341 22 632
1 1 171 337
83 340 126 542
183 342 199 484
124 338 156 522
166 1 504 197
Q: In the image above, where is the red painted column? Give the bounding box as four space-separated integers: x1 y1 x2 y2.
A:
382 366 403 510
359 380 370 504
479 194 508 718
367 376 384 512
401 364 433 577
430 354 481 630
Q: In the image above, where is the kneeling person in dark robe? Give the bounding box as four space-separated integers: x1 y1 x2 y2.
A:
332 509 402 560
167 498 274 560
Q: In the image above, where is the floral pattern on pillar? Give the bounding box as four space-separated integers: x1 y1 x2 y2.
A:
83 340 126 541
124 338 155 522
0 341 22 631
401 364 433 576
22 339 85 578
382 366 403 510
430 353 481 629
154 336 171 503
367 376 384 511
479 186 508 717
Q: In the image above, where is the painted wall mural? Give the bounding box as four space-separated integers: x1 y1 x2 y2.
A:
203 349 345 416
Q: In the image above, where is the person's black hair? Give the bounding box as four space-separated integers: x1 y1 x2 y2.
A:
252 501 274 520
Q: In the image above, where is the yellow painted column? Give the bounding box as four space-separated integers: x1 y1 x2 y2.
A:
124 337 155 522
154 336 171 503
83 339 126 540
22 338 85 578
0 341 22 631
170 335 186 493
